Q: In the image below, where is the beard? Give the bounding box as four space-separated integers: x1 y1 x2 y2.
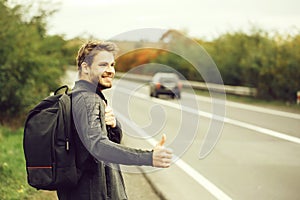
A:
90 71 114 90
98 74 113 90
98 80 112 90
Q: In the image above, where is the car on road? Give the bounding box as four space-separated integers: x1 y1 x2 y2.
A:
149 72 182 99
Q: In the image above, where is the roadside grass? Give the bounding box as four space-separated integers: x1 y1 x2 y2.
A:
0 126 57 200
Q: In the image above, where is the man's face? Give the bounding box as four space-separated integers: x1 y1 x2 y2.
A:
88 51 115 89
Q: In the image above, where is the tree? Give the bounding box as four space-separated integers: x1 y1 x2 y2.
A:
258 33 300 101
0 0 69 124
205 28 300 101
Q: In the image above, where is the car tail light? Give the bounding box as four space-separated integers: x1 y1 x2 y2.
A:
156 83 161 89
178 82 182 89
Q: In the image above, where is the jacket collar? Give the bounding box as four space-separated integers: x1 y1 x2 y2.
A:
74 80 107 104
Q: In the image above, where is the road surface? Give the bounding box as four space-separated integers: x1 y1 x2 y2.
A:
105 78 300 200
64 70 300 199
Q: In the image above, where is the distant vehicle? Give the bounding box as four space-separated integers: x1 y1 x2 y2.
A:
149 72 182 99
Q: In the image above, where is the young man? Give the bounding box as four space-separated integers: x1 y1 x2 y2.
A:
57 41 173 200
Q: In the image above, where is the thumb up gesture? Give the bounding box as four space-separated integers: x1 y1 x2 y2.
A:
152 134 173 168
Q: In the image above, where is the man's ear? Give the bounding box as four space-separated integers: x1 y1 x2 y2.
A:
81 62 89 74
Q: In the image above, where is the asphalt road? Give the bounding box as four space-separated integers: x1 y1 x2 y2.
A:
102 78 300 200
63 70 300 199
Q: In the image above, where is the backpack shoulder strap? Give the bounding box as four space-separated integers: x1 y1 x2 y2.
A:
55 85 69 95
59 94 71 151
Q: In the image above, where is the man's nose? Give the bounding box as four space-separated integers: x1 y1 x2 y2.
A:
106 66 115 73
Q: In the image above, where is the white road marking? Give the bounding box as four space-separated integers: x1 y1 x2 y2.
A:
113 78 300 120
111 81 299 199
115 87 300 144
115 110 233 200
184 92 300 120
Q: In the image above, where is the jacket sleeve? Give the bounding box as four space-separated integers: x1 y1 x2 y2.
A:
72 92 153 166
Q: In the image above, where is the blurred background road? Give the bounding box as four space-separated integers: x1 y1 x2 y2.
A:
101 77 300 200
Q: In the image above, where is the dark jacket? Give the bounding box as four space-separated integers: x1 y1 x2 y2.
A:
57 80 153 200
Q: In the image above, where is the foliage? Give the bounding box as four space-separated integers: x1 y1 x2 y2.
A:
205 30 300 101
157 31 217 83
257 34 300 101
205 30 274 87
114 29 300 101
0 0 71 123
116 48 163 73
63 37 86 66
152 50 200 81
148 29 300 101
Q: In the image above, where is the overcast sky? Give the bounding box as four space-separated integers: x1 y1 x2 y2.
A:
45 0 300 41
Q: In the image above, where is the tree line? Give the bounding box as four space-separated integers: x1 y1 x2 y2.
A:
116 29 300 102
202 30 300 101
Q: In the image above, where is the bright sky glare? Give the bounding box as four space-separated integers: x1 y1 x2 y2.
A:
45 0 300 41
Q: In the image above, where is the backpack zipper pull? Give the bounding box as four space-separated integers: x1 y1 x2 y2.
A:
66 138 70 151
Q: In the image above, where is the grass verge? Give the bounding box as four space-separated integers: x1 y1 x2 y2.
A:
0 126 57 200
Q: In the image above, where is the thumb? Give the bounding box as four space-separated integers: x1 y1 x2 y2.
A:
158 134 166 146
105 105 111 112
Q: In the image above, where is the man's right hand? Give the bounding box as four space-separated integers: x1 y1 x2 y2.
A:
152 134 173 168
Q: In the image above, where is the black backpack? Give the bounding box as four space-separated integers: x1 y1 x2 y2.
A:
23 85 78 190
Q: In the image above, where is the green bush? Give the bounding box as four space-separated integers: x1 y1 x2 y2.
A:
0 1 71 123
204 30 300 101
